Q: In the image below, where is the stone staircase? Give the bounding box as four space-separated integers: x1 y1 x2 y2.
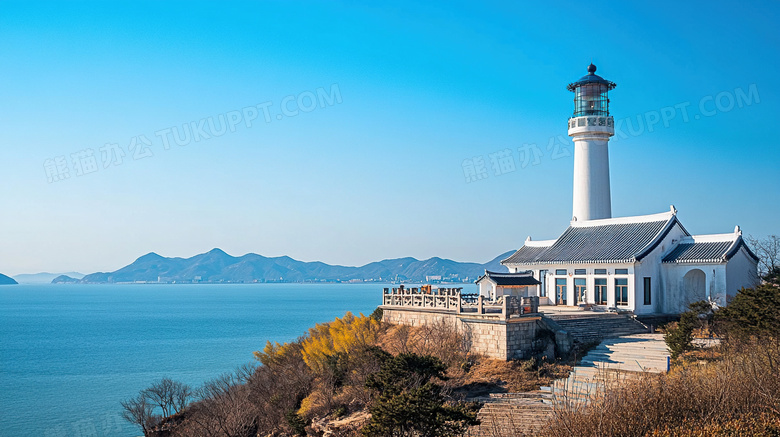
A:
544 312 650 345
543 334 670 406
466 334 671 436
466 392 552 437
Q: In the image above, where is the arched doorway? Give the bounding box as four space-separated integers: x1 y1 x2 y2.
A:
683 269 706 303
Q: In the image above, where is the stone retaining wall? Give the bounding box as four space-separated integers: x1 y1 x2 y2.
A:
382 307 543 360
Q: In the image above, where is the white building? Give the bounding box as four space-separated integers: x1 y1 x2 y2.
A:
492 64 759 315
476 270 540 301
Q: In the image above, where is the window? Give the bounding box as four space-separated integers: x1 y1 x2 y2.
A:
555 278 567 305
615 268 628 275
615 278 629 306
643 277 651 305
574 269 586 275
595 278 607 305
555 269 567 275
539 270 547 297
574 278 587 303
594 269 607 275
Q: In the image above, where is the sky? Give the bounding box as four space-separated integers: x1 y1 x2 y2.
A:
1 0 778 276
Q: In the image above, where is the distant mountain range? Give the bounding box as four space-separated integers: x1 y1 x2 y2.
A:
63 248 513 284
13 272 84 284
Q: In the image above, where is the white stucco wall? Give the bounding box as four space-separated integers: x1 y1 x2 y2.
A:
477 279 537 301
477 279 492 298
725 247 759 302
661 264 728 312
632 222 690 314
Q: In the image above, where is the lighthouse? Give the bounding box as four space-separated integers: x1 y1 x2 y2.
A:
567 63 616 221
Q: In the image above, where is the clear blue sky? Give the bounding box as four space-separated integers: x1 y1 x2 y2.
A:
1 0 778 275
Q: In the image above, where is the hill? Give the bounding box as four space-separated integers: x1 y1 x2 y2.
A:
51 275 82 284
0 273 18 285
78 249 514 284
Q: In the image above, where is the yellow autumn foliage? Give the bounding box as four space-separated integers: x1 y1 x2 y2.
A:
254 340 298 367
301 312 380 372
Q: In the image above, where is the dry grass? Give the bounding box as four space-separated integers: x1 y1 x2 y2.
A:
648 413 780 436
541 339 780 437
377 319 469 369
448 358 571 397
377 321 571 398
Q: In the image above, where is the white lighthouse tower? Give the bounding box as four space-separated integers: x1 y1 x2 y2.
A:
567 64 616 221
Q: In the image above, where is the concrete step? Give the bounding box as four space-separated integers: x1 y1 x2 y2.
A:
467 391 554 437
542 334 670 407
469 334 670 435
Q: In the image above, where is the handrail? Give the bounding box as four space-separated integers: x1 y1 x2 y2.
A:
382 287 539 318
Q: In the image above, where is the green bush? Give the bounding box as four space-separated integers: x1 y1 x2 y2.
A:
715 284 780 340
363 353 480 436
370 307 384 322
285 410 308 436
664 311 696 359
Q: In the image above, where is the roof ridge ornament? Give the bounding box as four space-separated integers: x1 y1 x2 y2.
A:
670 204 677 215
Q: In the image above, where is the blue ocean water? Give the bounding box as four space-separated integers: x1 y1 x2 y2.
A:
0 283 463 437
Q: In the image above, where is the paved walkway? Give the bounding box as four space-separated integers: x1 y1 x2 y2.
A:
467 334 671 436
544 333 670 404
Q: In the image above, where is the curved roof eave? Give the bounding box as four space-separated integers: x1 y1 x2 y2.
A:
634 215 688 261
725 236 761 262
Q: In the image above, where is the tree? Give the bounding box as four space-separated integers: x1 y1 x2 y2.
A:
765 265 780 285
715 284 780 340
362 353 480 437
120 393 156 436
301 312 381 374
248 340 314 434
177 365 258 437
143 377 193 418
747 235 780 281
664 311 696 359
663 302 712 360
687 300 715 334
120 378 193 436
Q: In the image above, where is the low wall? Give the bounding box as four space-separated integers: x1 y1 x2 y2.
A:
382 307 544 360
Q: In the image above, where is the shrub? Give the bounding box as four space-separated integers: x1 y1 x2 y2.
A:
248 340 314 433
302 312 381 374
665 311 696 359
542 338 780 436
378 318 469 368
285 410 308 436
715 284 780 340
362 353 480 437
370 307 383 322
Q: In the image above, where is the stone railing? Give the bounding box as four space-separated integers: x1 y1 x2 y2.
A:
382 287 463 310
382 287 539 319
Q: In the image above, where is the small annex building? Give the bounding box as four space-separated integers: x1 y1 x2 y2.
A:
476 270 541 301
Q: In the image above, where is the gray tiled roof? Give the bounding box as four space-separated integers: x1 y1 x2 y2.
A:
662 237 757 263
476 270 541 286
503 216 679 265
501 245 549 264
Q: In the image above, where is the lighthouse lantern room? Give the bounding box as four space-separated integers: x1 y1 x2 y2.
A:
567 63 617 222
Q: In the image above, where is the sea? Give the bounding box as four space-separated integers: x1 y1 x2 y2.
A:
0 283 475 437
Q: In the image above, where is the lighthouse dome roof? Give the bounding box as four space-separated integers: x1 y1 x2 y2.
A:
567 63 616 91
